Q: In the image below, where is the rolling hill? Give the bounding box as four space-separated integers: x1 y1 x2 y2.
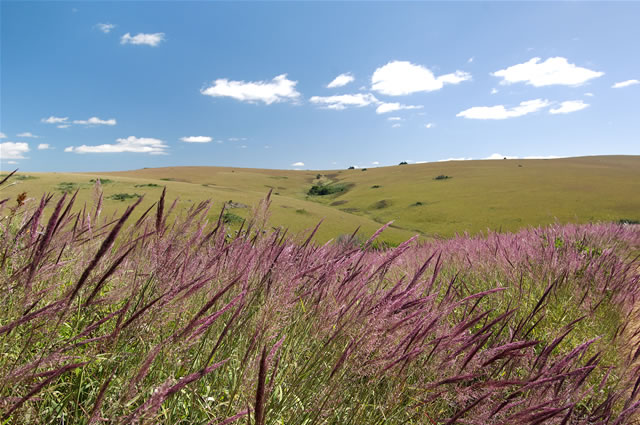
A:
2 155 638 244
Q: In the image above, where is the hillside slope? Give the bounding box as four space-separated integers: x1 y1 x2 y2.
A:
2 155 638 243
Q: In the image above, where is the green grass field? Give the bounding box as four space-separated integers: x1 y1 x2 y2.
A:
2 155 639 244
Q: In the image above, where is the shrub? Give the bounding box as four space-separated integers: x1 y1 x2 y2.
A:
371 199 390 209
347 166 355 170
307 183 347 196
371 185 381 189
135 183 161 188
361 168 367 171
434 175 451 180
222 211 244 224
90 178 114 184
108 193 141 201
398 161 408 165
56 182 80 193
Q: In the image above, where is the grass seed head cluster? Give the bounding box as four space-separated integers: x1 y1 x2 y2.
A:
0 175 639 424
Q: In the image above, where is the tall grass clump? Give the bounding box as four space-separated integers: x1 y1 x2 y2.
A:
1 176 639 424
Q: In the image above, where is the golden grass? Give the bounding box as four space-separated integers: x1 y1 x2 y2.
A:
2 155 638 243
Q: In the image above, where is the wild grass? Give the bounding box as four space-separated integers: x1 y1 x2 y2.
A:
1 177 639 424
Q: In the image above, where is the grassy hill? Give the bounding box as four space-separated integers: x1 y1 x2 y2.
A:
2 155 639 244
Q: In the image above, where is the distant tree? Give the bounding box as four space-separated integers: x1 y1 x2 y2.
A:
348 166 355 170
399 161 408 165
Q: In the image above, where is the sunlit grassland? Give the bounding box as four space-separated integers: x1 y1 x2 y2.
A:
2 155 639 245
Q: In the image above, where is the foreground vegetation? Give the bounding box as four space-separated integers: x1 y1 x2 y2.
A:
1 174 639 424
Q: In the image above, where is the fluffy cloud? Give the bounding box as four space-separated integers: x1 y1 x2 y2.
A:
42 116 69 124
391 123 402 128
387 117 402 121
0 142 30 159
612 79 639 88
372 161 380 165
37 144 50 150
549 100 589 114
424 123 434 129
58 124 71 129
327 73 355 88
120 32 165 47
291 161 304 167
96 23 115 33
375 102 423 114
180 136 212 143
17 132 38 138
492 57 604 87
202 74 300 105
73 117 117 126
65 136 167 154
438 157 472 162
456 99 550 120
371 61 471 96
310 93 378 110
0 132 6 139
484 153 519 160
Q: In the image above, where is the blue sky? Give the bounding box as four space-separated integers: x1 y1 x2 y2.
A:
1 1 639 172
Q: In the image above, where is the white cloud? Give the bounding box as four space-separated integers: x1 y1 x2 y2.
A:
371 61 471 96
492 57 604 87
96 23 115 33
468 57 474 63
291 161 304 167
424 123 434 129
37 143 50 150
491 88 498 95
0 132 6 139
438 157 472 162
327 73 354 88
387 116 402 121
0 142 30 160
310 93 378 110
17 132 38 138
180 136 212 143
202 74 300 105
549 100 589 114
456 99 550 120
73 117 117 126
65 136 168 154
372 161 379 165
58 124 71 129
120 32 165 47
7 161 18 164
42 116 69 124
391 123 402 128
485 153 518 160
584 92 594 97
612 79 639 89
228 137 247 142
375 102 423 114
